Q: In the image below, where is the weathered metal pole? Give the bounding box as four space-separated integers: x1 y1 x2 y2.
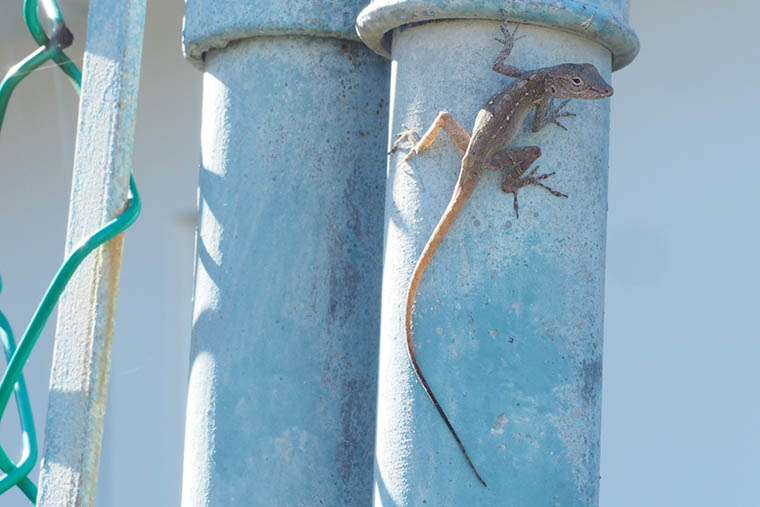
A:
37 0 146 505
181 1 388 505
357 1 637 504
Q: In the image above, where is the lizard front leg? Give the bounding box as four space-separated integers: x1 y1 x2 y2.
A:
532 96 576 131
492 21 524 78
397 111 471 162
486 146 568 217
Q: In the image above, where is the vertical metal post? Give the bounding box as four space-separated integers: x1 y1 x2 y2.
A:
181 1 388 505
357 1 637 504
37 0 146 505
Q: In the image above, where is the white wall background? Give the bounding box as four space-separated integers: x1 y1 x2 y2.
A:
602 1 760 505
0 0 757 505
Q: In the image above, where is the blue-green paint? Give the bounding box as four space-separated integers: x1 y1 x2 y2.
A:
357 0 639 70
183 0 372 67
181 2 388 505
367 9 627 504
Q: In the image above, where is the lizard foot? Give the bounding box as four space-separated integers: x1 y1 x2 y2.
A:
494 20 523 47
536 98 576 131
492 19 525 77
389 124 420 160
502 166 568 218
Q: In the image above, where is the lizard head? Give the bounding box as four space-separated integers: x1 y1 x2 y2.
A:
544 63 613 99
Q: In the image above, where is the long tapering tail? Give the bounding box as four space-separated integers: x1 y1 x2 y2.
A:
405 178 487 487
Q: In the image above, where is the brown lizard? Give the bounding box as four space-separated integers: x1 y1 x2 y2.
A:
395 22 613 487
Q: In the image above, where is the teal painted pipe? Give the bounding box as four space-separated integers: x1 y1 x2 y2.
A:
357 1 636 504
181 1 388 505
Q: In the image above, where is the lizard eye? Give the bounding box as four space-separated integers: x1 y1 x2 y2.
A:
571 77 583 85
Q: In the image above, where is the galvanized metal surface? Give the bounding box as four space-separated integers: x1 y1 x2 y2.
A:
183 0 371 67
356 0 639 70
374 19 612 505
181 36 388 506
36 0 146 505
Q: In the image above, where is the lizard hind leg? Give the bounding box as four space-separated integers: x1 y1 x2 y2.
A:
525 167 569 199
503 164 568 218
390 124 419 155
485 145 567 217
403 111 471 162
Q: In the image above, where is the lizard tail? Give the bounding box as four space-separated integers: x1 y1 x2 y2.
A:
405 178 487 487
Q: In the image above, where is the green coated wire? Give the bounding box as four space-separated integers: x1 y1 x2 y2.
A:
0 179 140 500
0 0 141 502
0 303 37 501
0 45 63 137
25 0 81 92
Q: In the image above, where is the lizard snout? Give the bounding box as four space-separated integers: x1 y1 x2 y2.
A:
595 84 614 98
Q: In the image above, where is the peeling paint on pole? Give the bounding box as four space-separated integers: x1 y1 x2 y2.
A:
356 1 636 504
37 0 146 505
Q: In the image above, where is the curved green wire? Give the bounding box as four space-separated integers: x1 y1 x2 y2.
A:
0 0 141 501
0 179 141 422
25 0 81 92
0 178 140 500
0 306 37 501
0 46 62 137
